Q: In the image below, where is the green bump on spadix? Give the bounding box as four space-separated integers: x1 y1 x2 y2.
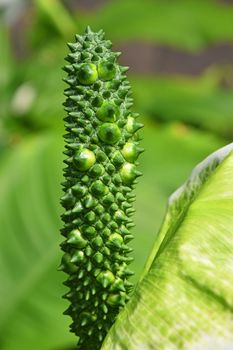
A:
92 235 104 248
122 142 140 163
98 60 116 80
97 101 119 122
77 63 98 85
97 270 115 288
98 123 121 144
80 311 97 326
71 184 87 197
126 116 143 134
89 163 105 177
92 95 103 107
73 148 96 171
108 233 124 248
61 253 78 273
111 278 126 292
114 210 127 223
72 202 83 214
70 250 85 263
120 162 140 184
67 229 87 248
111 150 125 167
90 180 108 197
84 210 96 223
93 252 104 264
107 293 125 307
103 193 115 205
82 226 96 239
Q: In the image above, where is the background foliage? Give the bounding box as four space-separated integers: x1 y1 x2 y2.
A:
0 0 233 349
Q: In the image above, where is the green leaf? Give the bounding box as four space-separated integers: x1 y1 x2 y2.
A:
0 134 76 350
132 69 233 137
0 26 13 91
7 43 66 129
102 142 233 349
87 0 233 50
34 0 77 38
0 25 15 141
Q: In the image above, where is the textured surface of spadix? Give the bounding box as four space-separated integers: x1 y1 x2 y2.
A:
60 27 143 349
101 145 233 350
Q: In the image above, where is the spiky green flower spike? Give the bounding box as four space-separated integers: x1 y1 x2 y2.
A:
60 26 143 349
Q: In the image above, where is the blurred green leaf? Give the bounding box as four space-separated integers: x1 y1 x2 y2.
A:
132 68 233 138
0 26 14 143
34 0 77 38
0 133 76 350
102 143 233 350
24 45 65 129
5 42 66 130
87 0 233 50
0 26 13 90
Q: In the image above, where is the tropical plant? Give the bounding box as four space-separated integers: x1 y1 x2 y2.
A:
60 27 233 350
1 1 233 349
